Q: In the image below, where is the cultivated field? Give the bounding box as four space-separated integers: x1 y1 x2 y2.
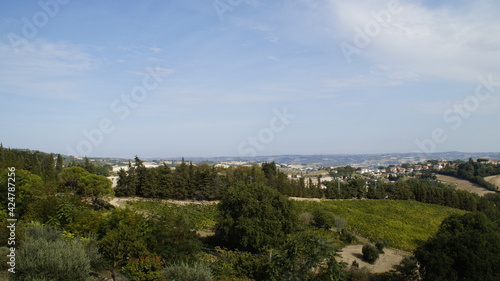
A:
119 197 467 274
485 175 500 189
436 174 496 196
295 200 467 252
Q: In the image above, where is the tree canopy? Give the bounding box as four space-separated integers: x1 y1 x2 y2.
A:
215 182 297 253
415 212 500 281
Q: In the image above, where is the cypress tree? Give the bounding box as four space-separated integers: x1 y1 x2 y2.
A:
56 154 64 175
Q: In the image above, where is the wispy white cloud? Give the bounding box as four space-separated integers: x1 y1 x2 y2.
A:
0 39 96 99
414 96 500 115
129 67 174 77
322 65 418 91
331 0 500 81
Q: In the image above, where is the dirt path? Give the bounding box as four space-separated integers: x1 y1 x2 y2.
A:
338 245 410 273
436 175 496 196
485 175 500 189
109 197 219 208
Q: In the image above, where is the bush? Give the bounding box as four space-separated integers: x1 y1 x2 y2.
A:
312 208 334 229
15 225 91 281
124 255 164 281
334 216 347 230
362 244 379 264
298 212 313 226
0 247 10 271
374 239 387 254
163 262 214 281
346 266 373 281
340 229 356 244
210 247 270 280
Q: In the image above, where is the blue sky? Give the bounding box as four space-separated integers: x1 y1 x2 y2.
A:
1 0 499 158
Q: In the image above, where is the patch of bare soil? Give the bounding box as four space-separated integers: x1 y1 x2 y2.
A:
338 245 410 274
108 197 219 208
436 175 496 196
485 175 500 189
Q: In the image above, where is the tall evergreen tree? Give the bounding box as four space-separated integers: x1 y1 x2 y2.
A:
55 154 64 175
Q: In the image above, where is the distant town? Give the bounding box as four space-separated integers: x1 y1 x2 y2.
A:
72 152 500 189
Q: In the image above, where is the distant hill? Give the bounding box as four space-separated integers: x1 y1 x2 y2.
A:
146 152 500 167
3 146 499 168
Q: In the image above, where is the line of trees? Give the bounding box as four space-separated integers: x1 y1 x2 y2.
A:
115 158 313 200
116 157 500 216
0 145 112 182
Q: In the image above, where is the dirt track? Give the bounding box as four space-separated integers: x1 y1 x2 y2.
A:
109 197 219 208
436 175 496 196
338 245 410 273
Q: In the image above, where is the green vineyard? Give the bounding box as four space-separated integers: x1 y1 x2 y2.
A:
296 199 467 252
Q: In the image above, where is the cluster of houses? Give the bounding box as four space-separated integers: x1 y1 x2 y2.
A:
354 159 500 176
355 162 449 176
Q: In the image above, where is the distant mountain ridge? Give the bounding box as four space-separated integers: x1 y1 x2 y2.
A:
146 152 500 167
3 147 499 168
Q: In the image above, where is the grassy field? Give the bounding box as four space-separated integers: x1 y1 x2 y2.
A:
485 174 500 189
437 174 496 196
295 200 467 252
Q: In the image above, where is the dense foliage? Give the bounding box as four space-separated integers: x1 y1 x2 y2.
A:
415 213 500 281
1 148 499 280
215 182 297 252
115 157 312 200
0 146 112 180
14 225 93 281
362 244 379 264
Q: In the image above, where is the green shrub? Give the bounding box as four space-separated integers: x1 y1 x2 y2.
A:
340 229 356 244
312 208 334 229
163 262 214 281
298 212 313 226
374 239 387 254
346 266 373 281
23 223 62 241
15 232 91 281
362 244 379 264
124 255 164 281
0 247 9 271
210 247 270 280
